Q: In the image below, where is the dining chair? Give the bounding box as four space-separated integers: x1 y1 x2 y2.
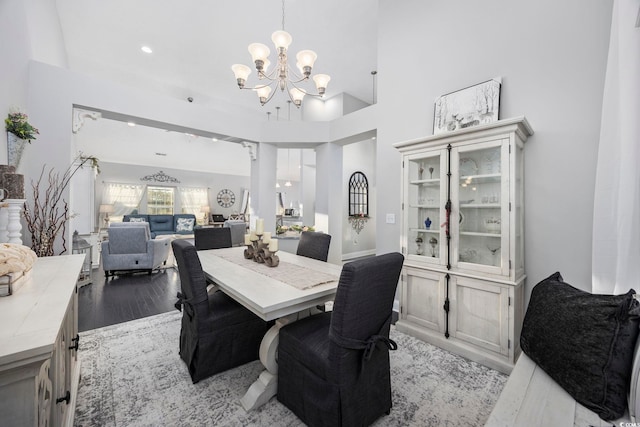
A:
277 252 405 426
194 227 232 250
171 239 269 383
296 231 331 262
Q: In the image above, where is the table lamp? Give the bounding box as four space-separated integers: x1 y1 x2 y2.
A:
201 205 211 224
99 204 115 228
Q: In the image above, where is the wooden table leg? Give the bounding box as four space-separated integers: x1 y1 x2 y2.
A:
240 315 296 411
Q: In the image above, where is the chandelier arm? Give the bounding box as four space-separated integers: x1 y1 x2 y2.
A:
239 79 277 91
287 79 324 98
256 68 279 83
261 85 279 105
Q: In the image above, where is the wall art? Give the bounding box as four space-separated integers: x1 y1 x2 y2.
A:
433 78 501 135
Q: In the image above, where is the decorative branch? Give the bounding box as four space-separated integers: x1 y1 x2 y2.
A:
23 154 99 257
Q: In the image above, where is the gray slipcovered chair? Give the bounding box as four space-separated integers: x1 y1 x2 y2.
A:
194 227 232 250
101 222 171 278
277 252 404 427
223 219 247 247
296 231 332 262
171 239 269 383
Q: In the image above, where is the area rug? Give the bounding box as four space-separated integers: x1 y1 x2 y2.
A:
74 311 506 426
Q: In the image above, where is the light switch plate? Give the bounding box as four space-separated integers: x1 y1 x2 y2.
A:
386 213 395 224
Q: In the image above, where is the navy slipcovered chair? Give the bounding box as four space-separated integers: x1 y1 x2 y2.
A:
277 252 404 427
296 231 331 262
194 227 232 250
171 239 269 383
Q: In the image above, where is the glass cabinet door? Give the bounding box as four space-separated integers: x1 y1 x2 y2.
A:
406 151 445 263
454 140 507 274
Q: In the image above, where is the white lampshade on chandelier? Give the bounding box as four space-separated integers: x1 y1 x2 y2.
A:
231 0 331 107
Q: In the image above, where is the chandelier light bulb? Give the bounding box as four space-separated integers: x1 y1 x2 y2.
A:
289 88 306 106
231 64 252 88
248 43 271 71
256 85 272 105
312 74 331 96
271 30 293 51
296 50 317 76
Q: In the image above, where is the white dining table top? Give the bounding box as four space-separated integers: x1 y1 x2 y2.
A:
197 247 342 321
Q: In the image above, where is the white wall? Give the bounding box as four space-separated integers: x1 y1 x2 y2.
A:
0 0 31 165
377 0 613 301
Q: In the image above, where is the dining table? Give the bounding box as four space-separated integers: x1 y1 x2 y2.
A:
197 246 342 411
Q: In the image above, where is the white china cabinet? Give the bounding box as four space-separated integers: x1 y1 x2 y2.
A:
394 116 533 373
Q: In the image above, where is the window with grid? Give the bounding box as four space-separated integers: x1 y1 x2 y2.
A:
147 186 175 215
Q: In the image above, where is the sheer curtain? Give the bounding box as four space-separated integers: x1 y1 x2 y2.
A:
178 187 209 223
592 0 640 294
101 182 145 220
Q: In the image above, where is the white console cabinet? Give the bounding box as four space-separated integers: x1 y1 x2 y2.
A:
0 255 84 426
394 117 533 373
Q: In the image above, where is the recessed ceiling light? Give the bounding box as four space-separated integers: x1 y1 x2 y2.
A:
212 138 218 142
141 46 153 54
127 122 136 127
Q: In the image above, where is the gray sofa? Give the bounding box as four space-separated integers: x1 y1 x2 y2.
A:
123 214 198 238
101 222 171 277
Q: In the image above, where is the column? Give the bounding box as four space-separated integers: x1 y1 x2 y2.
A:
5 199 26 244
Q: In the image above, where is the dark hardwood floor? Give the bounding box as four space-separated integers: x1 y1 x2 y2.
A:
78 266 181 332
78 259 397 332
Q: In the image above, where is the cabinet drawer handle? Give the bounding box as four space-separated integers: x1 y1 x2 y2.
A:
56 391 70 405
69 334 80 351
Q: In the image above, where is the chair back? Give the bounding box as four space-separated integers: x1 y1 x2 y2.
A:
107 223 151 254
194 227 232 250
296 231 332 262
172 239 210 318
223 220 247 246
329 253 404 377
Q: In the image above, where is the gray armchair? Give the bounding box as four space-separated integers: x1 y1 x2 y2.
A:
101 222 171 278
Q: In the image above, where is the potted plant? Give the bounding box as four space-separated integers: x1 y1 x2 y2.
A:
23 153 99 257
5 110 39 167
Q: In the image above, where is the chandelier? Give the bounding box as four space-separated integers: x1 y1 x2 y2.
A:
231 0 331 107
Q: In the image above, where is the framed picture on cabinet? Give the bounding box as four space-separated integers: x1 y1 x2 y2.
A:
433 77 501 135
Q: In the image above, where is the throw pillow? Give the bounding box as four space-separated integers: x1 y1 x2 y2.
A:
520 272 640 420
129 217 146 223
176 217 195 232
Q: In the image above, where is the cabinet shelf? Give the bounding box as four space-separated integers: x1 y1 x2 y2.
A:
411 228 440 234
460 203 500 209
410 179 440 186
411 204 440 209
460 231 501 237
459 173 501 183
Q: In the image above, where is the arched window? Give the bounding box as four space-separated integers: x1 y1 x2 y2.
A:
348 171 369 217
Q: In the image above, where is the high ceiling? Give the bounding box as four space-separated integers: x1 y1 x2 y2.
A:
55 0 378 119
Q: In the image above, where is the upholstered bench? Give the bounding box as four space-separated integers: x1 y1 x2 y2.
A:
486 349 640 426
486 272 640 426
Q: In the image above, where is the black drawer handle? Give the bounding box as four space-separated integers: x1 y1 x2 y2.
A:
69 334 80 351
56 391 70 405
